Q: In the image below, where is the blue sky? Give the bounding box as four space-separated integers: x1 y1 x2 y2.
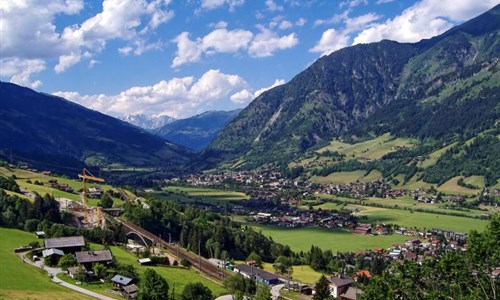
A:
1 0 497 118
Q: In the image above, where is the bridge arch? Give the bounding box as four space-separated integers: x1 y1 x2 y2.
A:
125 231 152 247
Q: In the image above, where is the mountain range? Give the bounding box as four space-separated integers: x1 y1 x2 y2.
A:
200 4 500 170
120 114 177 130
0 82 191 172
154 109 242 152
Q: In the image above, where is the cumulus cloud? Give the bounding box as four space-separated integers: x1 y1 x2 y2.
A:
309 29 350 57
0 58 46 89
353 0 499 44
230 78 285 103
296 18 307 27
200 0 245 11
0 0 174 85
172 26 298 67
266 0 284 11
53 69 247 118
249 29 298 57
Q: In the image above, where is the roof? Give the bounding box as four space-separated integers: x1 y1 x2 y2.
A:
123 284 139 294
111 275 133 286
354 270 372 279
341 286 363 300
76 250 113 264
42 248 64 257
138 258 152 264
329 276 354 287
44 236 85 249
234 264 279 281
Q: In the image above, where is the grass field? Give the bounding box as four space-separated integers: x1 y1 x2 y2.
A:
418 143 456 168
310 170 383 185
252 225 409 253
437 177 481 195
0 227 93 300
348 205 488 232
261 263 324 284
153 186 248 204
317 133 415 160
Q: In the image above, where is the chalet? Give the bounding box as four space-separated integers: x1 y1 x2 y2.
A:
233 264 280 285
328 275 354 298
75 250 113 269
111 275 134 289
35 231 45 238
44 236 85 253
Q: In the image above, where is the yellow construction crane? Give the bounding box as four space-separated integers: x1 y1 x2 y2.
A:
78 168 105 227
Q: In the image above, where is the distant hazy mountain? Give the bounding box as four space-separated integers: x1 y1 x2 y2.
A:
154 109 242 152
0 82 192 171
121 114 177 130
200 4 500 169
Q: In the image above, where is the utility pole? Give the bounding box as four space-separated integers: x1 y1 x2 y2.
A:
198 237 202 272
287 268 291 292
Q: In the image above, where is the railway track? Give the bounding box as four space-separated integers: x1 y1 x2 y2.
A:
116 217 227 282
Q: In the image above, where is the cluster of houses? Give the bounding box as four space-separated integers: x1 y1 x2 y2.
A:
224 260 364 300
40 235 139 299
48 179 74 193
252 210 356 229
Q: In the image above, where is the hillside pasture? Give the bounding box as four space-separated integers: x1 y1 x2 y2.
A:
0 227 93 300
437 176 481 195
317 133 415 160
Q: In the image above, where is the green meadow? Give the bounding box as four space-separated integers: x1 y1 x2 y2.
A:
0 227 93 300
251 225 408 253
152 186 248 204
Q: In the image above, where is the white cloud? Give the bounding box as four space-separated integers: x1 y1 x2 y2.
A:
55 53 83 73
279 20 293 30
53 69 247 118
230 78 285 103
210 21 229 29
200 0 245 11
296 18 307 27
340 0 368 9
266 0 284 11
376 0 395 4
0 0 174 83
0 58 46 89
248 29 298 57
314 10 349 27
172 26 298 67
353 0 499 44
203 28 254 53
309 29 350 57
344 13 380 33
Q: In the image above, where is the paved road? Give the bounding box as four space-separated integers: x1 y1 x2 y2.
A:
271 284 285 300
51 276 116 300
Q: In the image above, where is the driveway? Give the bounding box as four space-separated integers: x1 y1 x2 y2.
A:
271 284 285 300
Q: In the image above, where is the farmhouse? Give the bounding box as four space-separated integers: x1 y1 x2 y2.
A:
328 275 354 298
75 250 113 269
233 264 280 285
44 236 85 253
